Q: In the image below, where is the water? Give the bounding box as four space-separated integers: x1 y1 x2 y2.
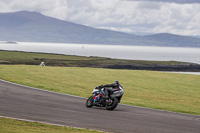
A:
166 72 200 75
0 42 200 64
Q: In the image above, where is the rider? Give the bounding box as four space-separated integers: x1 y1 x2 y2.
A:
96 81 122 99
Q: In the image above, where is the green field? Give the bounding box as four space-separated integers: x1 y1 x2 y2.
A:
0 65 200 115
0 117 103 133
1 50 197 71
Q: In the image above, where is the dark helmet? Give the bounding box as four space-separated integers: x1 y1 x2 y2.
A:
113 81 119 85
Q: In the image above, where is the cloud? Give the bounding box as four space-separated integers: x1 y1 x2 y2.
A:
0 0 68 20
0 0 200 36
0 1 12 12
125 0 200 4
64 0 200 35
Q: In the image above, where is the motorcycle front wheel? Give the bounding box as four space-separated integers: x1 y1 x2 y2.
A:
106 97 119 110
86 96 94 108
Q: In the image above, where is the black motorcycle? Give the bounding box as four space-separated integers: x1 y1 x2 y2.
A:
86 86 124 110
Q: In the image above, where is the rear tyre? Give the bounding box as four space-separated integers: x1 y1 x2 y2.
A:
86 96 94 108
106 97 119 110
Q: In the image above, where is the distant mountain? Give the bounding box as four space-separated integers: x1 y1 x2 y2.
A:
194 36 200 39
0 11 200 47
144 33 200 47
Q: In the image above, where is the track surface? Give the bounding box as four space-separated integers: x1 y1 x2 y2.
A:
0 80 200 133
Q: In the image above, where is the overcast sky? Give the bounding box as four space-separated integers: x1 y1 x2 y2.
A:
1 0 200 35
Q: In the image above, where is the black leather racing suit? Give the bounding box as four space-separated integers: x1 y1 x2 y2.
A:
98 83 122 98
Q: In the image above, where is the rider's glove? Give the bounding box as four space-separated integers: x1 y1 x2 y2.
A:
95 86 99 89
98 85 104 88
95 85 104 90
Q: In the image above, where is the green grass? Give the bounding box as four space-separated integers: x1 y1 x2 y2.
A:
0 50 194 69
0 50 105 66
0 117 103 133
0 65 200 115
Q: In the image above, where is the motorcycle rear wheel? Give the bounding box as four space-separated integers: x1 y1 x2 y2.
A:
106 97 119 110
86 96 94 108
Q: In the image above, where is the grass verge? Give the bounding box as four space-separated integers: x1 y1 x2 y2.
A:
0 117 103 133
0 65 200 115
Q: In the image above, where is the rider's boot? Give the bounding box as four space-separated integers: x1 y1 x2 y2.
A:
101 89 109 99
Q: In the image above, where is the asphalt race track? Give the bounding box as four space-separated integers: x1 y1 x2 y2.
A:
0 79 200 133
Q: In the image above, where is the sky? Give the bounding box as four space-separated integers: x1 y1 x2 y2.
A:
0 0 200 36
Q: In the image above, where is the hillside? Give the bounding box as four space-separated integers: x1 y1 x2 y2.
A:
0 11 200 47
144 33 200 47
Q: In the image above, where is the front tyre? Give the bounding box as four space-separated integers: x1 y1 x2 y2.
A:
86 96 94 108
106 97 119 110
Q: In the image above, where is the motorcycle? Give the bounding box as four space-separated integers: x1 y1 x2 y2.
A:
86 86 124 110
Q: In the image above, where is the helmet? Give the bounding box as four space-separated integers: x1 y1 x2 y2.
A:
113 81 119 85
